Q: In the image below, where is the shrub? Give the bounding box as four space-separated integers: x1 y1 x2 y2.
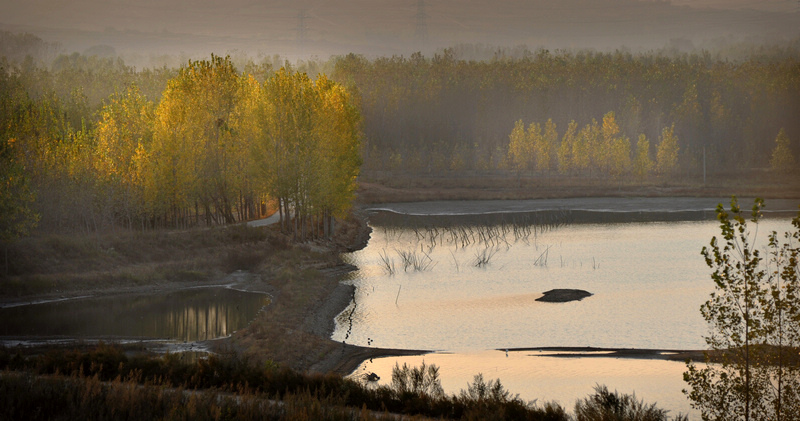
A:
574 384 686 421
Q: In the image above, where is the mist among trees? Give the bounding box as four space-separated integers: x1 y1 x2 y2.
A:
1 39 361 240
330 48 799 178
1 31 799 242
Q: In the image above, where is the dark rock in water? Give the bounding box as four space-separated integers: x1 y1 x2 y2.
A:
366 372 380 382
536 289 592 303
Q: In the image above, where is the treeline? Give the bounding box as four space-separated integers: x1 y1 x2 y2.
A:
3 31 800 239
1 51 360 239
329 48 799 177
507 113 681 179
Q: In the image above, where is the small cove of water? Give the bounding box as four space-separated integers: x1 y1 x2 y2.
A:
0 287 269 343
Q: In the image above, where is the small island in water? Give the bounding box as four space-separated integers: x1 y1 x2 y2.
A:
536 289 593 303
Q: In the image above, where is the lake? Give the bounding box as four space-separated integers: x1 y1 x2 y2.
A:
333 197 797 416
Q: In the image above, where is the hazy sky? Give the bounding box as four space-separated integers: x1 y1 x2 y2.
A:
672 0 798 11
1 0 798 60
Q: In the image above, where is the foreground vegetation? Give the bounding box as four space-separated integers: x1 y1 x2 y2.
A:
684 199 800 420
0 343 687 420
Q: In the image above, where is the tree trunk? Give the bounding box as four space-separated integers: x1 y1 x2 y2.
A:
278 198 284 230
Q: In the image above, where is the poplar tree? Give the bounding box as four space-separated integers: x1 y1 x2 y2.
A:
770 128 795 173
94 84 155 228
526 122 545 172
259 69 316 235
312 74 362 237
1 138 39 274
684 197 800 421
558 120 578 174
581 119 601 175
149 55 243 226
572 121 593 175
507 119 531 174
540 118 558 173
600 111 620 173
229 74 264 221
608 134 631 180
632 134 654 180
256 68 361 239
656 124 679 176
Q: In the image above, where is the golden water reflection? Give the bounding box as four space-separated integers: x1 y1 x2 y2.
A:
353 350 696 417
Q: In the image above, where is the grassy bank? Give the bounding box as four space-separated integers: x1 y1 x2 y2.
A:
0 207 371 299
1 223 286 298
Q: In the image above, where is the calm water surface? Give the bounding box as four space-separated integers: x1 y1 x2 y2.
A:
0 287 268 343
355 351 691 416
335 202 795 417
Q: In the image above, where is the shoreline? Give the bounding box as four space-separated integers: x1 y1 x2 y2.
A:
301 211 419 375
299 200 730 376
299 227 433 375
4 195 797 377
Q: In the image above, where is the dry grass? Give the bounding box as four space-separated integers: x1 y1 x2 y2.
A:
0 223 288 298
231 254 343 370
0 344 572 420
0 369 382 421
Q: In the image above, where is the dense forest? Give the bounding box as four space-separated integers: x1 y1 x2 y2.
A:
1 33 360 240
329 47 799 178
1 31 799 241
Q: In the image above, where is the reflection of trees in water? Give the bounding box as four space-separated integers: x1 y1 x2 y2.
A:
161 300 234 341
125 289 268 341
0 288 268 342
371 208 741 272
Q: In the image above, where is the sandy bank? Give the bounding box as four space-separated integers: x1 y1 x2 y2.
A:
364 196 800 216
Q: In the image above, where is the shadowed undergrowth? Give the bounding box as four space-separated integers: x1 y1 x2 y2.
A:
0 344 686 420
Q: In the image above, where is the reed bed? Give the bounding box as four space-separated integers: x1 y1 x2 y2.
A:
474 246 501 268
377 211 567 253
395 249 435 272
